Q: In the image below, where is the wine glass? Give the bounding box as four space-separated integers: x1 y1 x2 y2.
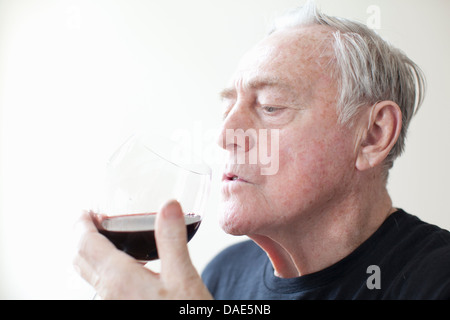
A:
90 130 211 263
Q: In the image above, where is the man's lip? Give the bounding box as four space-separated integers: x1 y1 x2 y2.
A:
222 172 249 183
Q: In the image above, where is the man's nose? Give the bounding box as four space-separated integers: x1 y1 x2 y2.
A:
216 103 256 153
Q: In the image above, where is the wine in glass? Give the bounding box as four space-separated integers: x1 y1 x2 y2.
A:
90 131 211 262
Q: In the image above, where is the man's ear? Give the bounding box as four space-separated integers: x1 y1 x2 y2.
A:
356 101 402 171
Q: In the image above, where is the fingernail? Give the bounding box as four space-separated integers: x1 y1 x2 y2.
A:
161 199 182 219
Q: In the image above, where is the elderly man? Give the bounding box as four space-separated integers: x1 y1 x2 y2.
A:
74 3 450 299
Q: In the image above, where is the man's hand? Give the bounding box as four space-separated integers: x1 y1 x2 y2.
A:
73 200 212 300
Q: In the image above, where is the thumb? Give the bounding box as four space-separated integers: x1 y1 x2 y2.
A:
155 200 195 280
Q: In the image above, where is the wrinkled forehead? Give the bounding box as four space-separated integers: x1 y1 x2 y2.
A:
230 25 334 95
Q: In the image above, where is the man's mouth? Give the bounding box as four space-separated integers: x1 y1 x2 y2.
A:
223 172 249 183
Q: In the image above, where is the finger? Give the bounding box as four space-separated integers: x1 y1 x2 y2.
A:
74 211 117 267
73 212 145 290
155 200 195 281
74 210 97 234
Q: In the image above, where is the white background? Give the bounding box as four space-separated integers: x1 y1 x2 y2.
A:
0 0 449 299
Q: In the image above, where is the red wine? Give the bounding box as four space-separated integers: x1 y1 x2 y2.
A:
92 212 201 261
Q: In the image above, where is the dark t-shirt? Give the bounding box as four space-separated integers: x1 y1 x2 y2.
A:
201 209 450 299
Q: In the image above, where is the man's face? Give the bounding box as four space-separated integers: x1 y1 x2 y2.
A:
218 26 359 236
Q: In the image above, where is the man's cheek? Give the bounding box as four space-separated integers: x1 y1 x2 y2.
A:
282 142 333 194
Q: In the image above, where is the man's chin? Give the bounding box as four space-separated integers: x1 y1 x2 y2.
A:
219 217 245 236
218 209 257 236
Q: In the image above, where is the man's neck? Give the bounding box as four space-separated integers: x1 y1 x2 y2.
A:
249 182 395 278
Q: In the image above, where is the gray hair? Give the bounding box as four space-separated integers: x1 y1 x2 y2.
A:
269 1 426 169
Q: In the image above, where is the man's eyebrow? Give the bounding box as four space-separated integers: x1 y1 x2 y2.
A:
219 77 290 100
246 77 285 90
219 87 236 101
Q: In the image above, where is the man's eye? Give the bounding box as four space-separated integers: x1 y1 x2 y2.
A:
262 106 282 114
